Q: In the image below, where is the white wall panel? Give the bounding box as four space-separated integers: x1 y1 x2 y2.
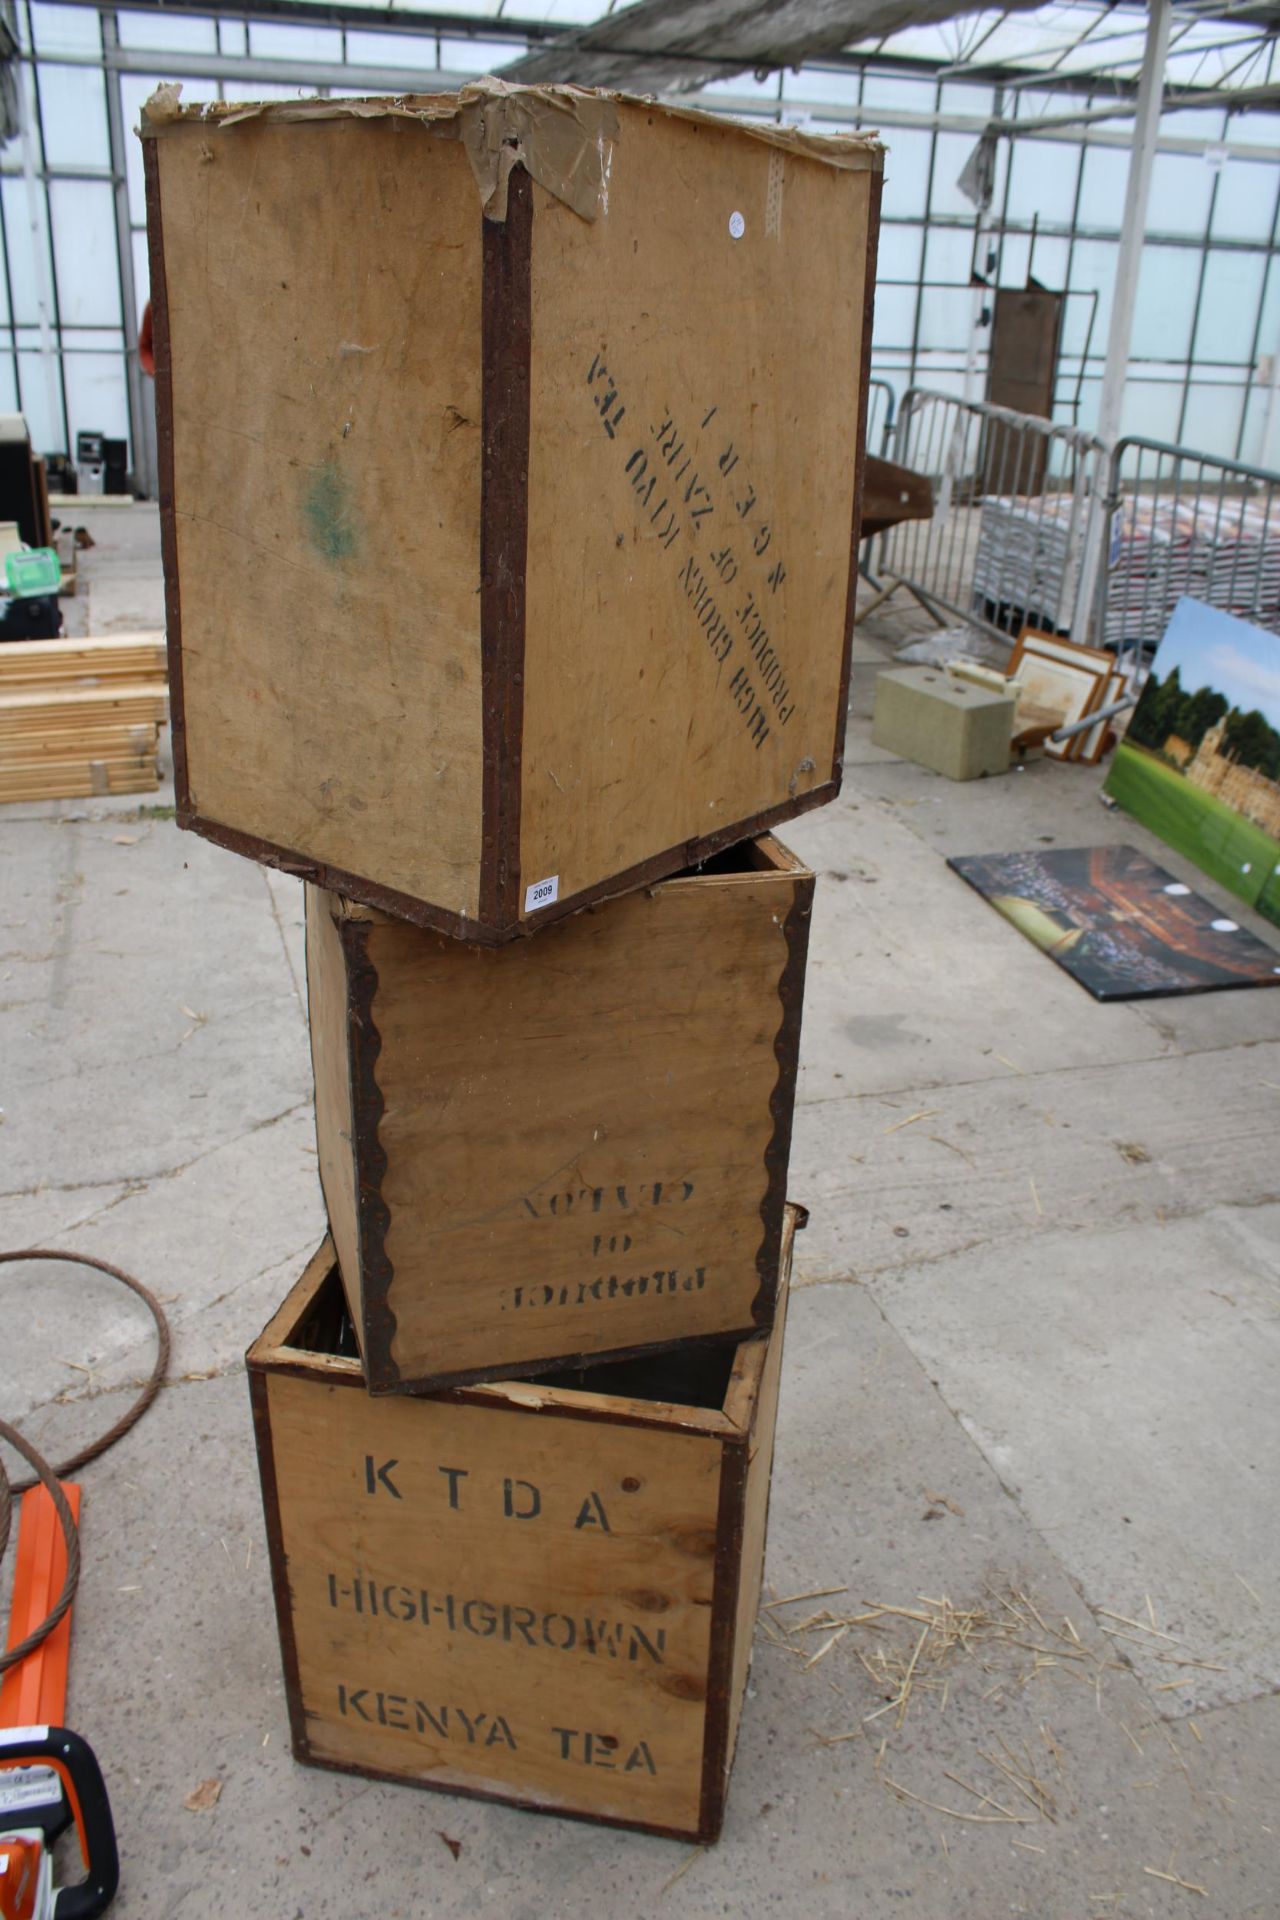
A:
878 126 932 216
1118 378 1184 444
1211 158 1279 244
1005 138 1079 226
780 65 860 106
1 176 55 330
37 64 110 169
1077 146 1129 231
63 342 129 444
248 21 343 60
15 348 64 450
49 180 120 326
117 10 216 51
30 3 101 55
1131 242 1199 361
130 228 149 331
871 283 918 352
1180 382 1245 460
1192 250 1268 365
1146 150 1216 237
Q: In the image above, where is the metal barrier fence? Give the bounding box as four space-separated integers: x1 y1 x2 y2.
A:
861 391 1280 662
1101 437 1280 667
872 387 1108 649
864 376 896 461
857 378 899 585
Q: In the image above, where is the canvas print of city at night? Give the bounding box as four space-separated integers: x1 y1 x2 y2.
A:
948 845 1280 1000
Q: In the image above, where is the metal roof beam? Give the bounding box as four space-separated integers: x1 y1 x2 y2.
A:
22 38 479 89
969 3 1116 77
23 0 564 46
994 70 1280 128
943 8 1014 70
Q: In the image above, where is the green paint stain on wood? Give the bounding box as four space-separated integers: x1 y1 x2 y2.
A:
302 463 359 564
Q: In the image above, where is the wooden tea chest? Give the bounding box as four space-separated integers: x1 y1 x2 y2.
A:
142 85 882 941
247 1207 801 1840
306 833 812 1390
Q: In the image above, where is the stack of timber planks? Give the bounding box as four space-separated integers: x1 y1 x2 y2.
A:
144 82 883 1845
0 632 168 803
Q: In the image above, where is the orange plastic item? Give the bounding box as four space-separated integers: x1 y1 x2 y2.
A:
0 1831 46 1920
0 1483 81 1730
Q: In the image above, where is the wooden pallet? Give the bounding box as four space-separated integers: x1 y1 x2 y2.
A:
4 724 161 765
0 633 166 693
0 631 168 801
0 686 169 733
0 758 161 800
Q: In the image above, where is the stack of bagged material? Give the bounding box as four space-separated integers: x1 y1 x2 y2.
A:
1105 493 1280 650
0 632 167 802
970 491 1082 635
143 80 883 1843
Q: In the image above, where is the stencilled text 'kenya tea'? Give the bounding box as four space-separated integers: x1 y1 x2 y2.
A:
334 1688 661 1777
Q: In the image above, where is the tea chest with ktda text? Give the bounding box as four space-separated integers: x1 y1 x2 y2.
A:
247 1207 802 1840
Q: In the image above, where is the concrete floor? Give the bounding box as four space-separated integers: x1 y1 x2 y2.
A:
3 506 1278 1918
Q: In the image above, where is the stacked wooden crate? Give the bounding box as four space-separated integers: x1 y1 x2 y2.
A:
0 633 167 803
144 81 882 1842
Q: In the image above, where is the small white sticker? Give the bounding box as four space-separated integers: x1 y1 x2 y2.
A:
524 874 559 914
0 1767 60 1814
728 210 745 239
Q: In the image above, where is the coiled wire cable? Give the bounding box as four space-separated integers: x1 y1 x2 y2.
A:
0 1248 170 1674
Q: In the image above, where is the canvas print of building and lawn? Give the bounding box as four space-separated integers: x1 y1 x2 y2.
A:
1105 597 1280 927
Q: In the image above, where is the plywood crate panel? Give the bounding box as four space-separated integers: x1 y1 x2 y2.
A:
307 833 812 1390
247 1206 800 1841
143 86 881 942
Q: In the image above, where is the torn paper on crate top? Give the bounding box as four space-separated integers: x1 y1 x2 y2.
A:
138 77 883 225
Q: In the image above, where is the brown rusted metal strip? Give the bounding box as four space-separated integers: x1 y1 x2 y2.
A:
246 1371 313 1762
479 167 533 928
340 918 399 1391
751 870 814 1329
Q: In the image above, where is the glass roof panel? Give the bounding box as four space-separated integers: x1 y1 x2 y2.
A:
440 31 525 65
393 0 504 17
54 0 1280 110
838 2 1280 102
539 0 615 23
